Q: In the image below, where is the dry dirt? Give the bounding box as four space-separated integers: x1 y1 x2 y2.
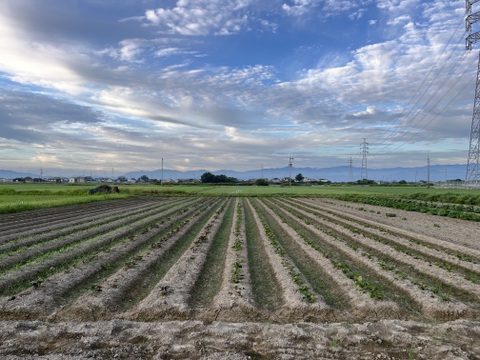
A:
1 197 480 359
1 319 479 359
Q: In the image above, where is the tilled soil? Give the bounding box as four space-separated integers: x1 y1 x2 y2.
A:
1 197 480 358
1 319 479 359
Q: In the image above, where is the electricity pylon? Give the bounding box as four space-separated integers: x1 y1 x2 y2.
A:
360 138 369 180
465 0 480 187
348 157 353 182
288 155 294 187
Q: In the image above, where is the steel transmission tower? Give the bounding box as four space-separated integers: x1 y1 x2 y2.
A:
360 138 369 180
465 0 480 187
288 155 294 187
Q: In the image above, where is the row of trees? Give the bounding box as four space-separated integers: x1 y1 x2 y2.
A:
200 172 238 184
200 172 307 185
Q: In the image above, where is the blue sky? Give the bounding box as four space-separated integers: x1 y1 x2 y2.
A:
0 0 477 176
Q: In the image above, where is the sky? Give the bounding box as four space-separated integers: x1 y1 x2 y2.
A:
0 0 478 176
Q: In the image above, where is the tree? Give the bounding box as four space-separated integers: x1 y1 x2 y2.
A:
295 173 304 182
139 175 149 183
201 172 216 183
255 178 269 186
200 172 238 183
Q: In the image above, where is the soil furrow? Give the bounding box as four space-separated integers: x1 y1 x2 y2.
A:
0 199 184 273
207 199 259 322
304 199 480 263
279 199 480 304
126 198 229 321
0 198 141 234
271 198 474 320
0 198 206 319
0 199 199 295
0 198 180 255
189 199 235 308
243 198 284 313
0 198 170 244
259 198 400 322
50 198 217 321
246 198 311 320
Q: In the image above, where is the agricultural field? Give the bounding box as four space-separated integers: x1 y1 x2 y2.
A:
0 194 480 358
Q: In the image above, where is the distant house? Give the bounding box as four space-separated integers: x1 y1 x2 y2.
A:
24 177 33 183
68 177 86 183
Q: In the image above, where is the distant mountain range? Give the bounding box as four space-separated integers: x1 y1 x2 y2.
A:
124 164 466 183
0 164 467 183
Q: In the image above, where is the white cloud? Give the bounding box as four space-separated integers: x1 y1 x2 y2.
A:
0 13 86 94
282 0 319 17
377 0 419 13
352 106 378 117
0 0 473 173
143 0 251 36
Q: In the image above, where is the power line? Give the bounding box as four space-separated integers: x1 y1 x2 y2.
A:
372 7 470 150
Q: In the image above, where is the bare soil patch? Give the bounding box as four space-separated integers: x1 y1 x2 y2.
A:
1 197 480 358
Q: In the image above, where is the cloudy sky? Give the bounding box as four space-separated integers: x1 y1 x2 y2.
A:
0 0 477 176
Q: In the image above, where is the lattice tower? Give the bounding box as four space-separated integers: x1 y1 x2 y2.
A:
465 0 480 187
360 138 369 180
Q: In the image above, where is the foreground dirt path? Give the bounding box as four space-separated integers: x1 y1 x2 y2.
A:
0 319 479 359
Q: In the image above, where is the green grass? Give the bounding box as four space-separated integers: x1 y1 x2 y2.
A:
0 183 129 213
1 183 479 214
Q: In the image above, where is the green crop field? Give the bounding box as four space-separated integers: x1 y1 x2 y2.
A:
1 183 479 219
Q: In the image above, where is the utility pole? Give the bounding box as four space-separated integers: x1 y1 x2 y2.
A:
360 138 369 180
465 0 480 187
427 157 431 189
161 158 164 186
288 155 294 187
348 157 353 182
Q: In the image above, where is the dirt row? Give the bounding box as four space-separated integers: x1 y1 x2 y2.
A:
2 196 480 359
1 196 479 324
0 198 171 242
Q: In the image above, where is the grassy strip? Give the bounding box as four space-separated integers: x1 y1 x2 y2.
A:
0 193 130 214
243 198 284 312
189 199 235 307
